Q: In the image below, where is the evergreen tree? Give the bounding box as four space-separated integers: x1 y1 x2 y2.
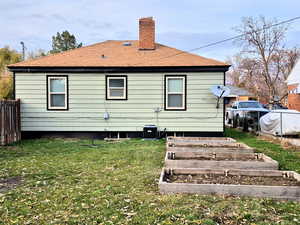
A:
50 31 82 54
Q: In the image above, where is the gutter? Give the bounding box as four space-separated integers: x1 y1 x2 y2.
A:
8 66 231 73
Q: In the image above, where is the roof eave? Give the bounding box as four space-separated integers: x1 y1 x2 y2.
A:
8 65 230 73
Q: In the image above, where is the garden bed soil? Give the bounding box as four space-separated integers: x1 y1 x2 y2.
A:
166 146 255 153
167 137 236 143
165 174 300 186
173 156 264 161
167 152 263 161
167 141 252 149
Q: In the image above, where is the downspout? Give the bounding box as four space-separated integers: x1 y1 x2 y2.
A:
12 71 16 100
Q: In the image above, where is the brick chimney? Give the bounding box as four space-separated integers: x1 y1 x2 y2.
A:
139 17 155 50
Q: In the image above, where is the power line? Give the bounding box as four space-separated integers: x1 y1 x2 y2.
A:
133 16 300 65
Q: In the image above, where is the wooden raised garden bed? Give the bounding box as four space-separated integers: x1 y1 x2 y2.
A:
167 137 236 143
167 141 251 148
166 138 249 148
164 152 278 170
166 137 254 153
159 168 300 201
166 146 255 153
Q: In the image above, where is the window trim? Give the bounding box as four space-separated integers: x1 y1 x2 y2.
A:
47 75 69 111
164 75 187 111
106 75 128 100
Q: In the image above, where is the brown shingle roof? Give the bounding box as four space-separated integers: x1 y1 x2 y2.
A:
9 40 228 67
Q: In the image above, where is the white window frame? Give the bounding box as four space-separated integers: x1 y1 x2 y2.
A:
106 76 127 100
47 76 68 110
165 75 186 110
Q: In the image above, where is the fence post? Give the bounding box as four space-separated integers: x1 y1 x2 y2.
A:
0 100 3 145
280 112 283 139
17 99 21 142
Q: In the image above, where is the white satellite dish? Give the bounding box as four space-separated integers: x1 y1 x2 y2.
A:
211 85 230 98
210 85 230 108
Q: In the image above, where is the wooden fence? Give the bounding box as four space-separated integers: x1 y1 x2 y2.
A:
0 99 21 145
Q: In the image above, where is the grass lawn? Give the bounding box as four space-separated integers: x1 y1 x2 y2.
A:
226 129 300 174
0 130 299 225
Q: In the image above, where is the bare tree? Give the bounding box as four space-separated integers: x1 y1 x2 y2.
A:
235 16 290 103
278 48 300 80
271 48 300 100
227 54 270 102
27 49 48 60
227 46 300 104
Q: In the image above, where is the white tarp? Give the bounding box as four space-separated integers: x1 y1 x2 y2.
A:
260 110 300 136
286 60 300 86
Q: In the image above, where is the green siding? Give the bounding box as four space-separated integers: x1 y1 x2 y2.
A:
15 72 224 132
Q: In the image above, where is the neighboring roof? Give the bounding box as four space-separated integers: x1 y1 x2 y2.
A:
226 85 254 97
287 60 300 85
8 40 229 68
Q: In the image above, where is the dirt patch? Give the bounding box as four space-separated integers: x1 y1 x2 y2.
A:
0 176 23 193
165 174 300 186
2 146 18 150
104 138 130 143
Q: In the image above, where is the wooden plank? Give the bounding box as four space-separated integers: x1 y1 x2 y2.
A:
0 100 21 145
167 136 236 142
165 159 278 170
164 153 278 170
170 168 285 177
159 168 300 201
159 183 300 201
0 101 3 145
168 151 258 160
166 146 255 153
167 141 252 149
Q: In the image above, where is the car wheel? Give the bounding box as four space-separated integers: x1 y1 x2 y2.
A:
236 115 241 127
232 115 238 128
226 113 232 124
242 117 249 132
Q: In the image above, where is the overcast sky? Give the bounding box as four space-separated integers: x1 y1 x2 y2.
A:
1 0 300 61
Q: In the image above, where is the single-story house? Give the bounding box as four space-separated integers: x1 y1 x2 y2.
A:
224 85 256 107
286 60 300 111
8 17 230 138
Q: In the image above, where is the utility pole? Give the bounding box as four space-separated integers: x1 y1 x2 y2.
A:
20 41 25 61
